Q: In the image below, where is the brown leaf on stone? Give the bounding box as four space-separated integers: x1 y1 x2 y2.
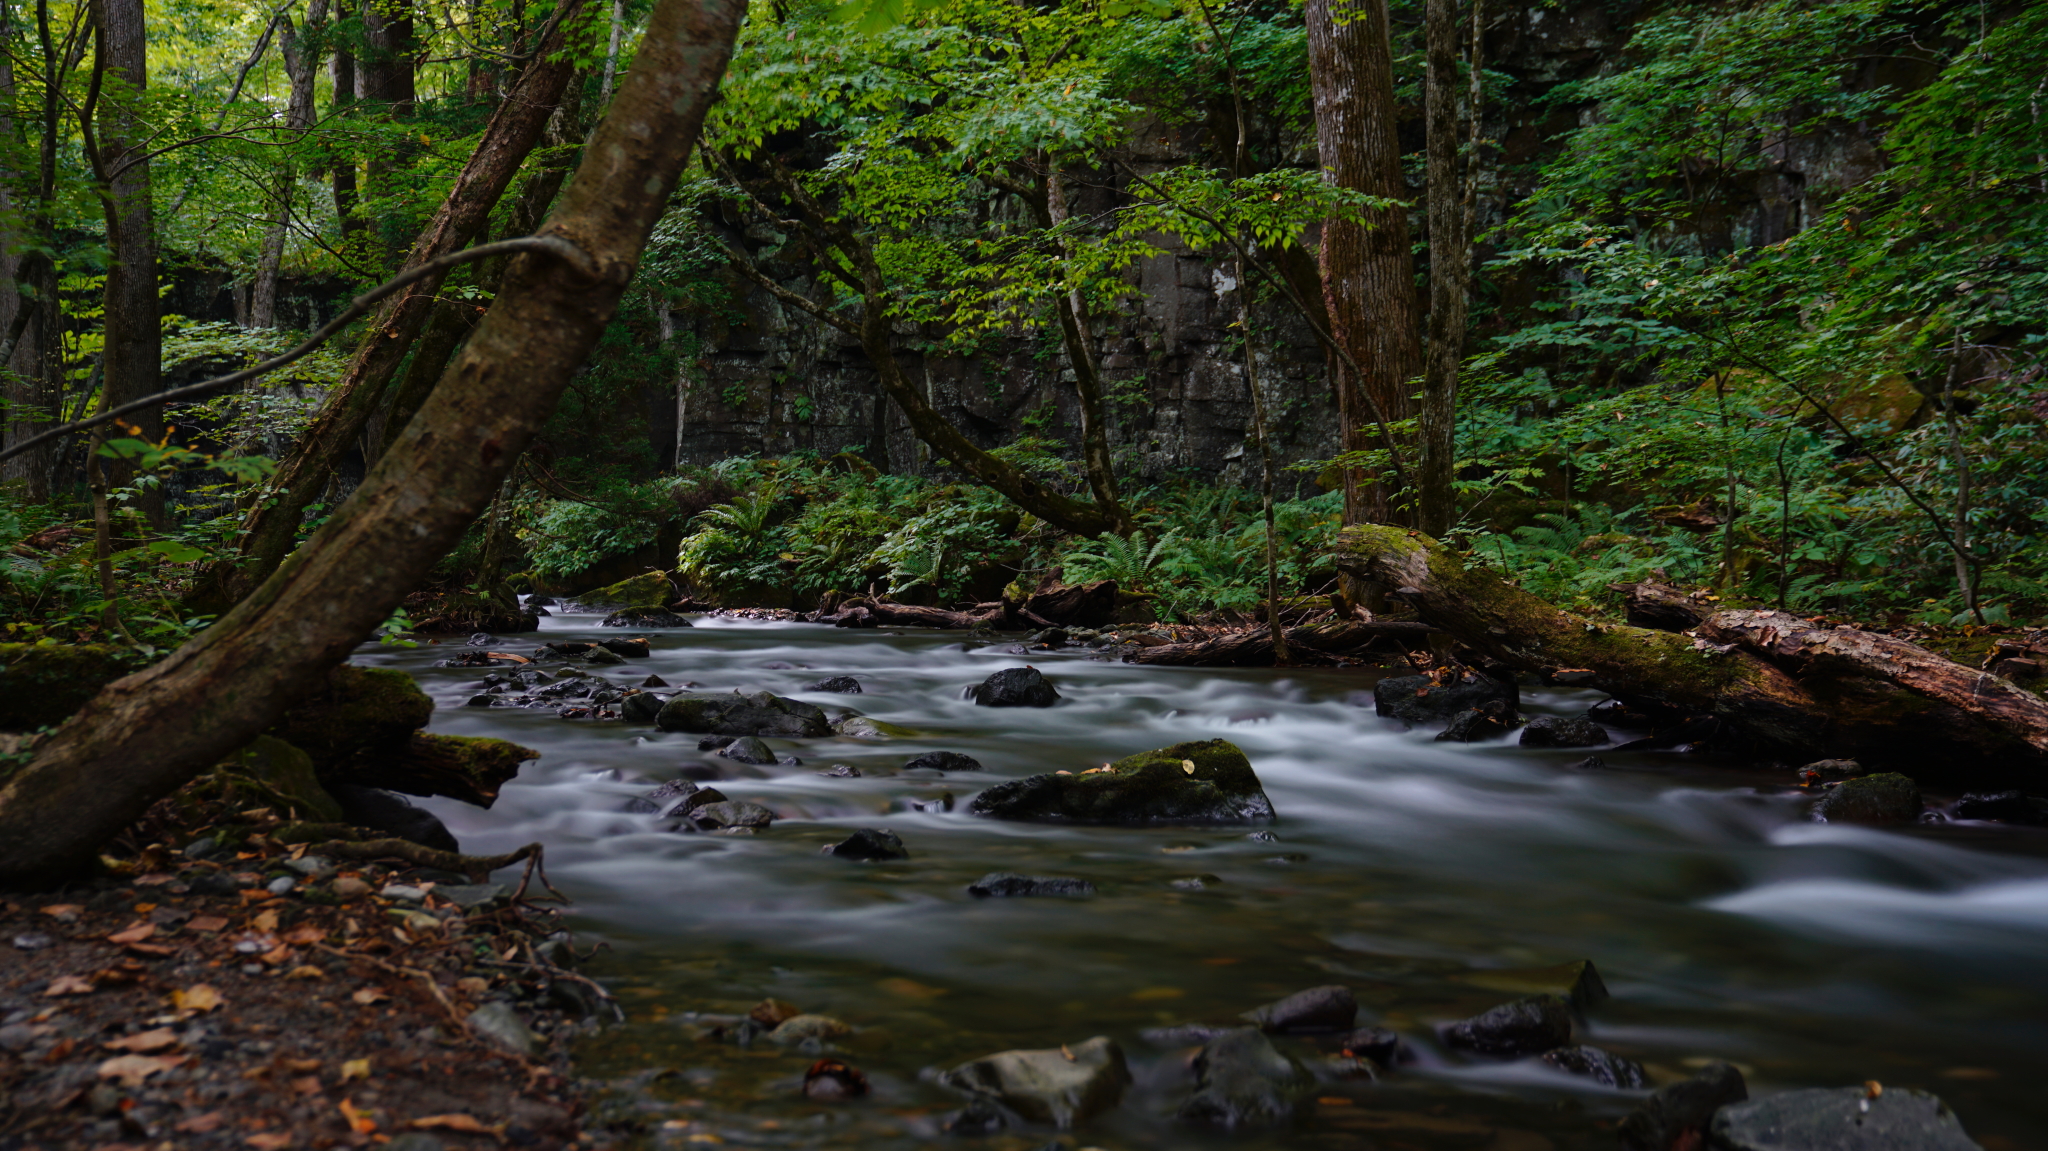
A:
104 1028 181 1054
411 1114 504 1135
44 975 95 997
188 916 230 933
97 1053 188 1087
172 984 223 1014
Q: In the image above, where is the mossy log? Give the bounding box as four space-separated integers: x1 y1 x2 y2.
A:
1125 620 1440 667
0 644 153 731
325 732 539 808
1334 526 2048 783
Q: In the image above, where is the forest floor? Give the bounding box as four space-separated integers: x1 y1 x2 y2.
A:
0 835 599 1151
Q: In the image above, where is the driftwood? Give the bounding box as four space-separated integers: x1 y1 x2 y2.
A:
1336 526 2048 785
814 581 1122 631
1126 620 1440 667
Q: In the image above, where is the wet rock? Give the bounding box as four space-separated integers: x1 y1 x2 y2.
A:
1436 700 1521 742
750 999 802 1026
1710 1086 1981 1151
467 1002 539 1057
943 1099 1010 1135
436 883 512 912
1814 772 1922 825
769 1014 851 1043
823 828 909 861
1169 874 1222 890
586 646 626 665
1439 994 1573 1057
834 714 915 739
641 674 669 687
1520 715 1609 748
904 750 982 773
1588 698 1659 729
818 763 862 778
967 873 1095 898
1372 671 1518 724
716 736 779 765
971 667 1061 708
656 691 831 737
692 794 778 827
621 691 664 722
627 778 701 815
1456 959 1609 1009
1541 1045 1647 1088
968 738 1275 826
937 1036 1131 1129
466 694 496 708
602 608 692 628
526 594 556 607
1240 985 1356 1034
329 784 459 853
698 734 735 751
1953 790 2044 824
805 676 863 693
1796 758 1865 784
1177 1027 1312 1131
908 792 954 813
1571 755 1608 770
12 931 53 951
599 637 650 658
1331 1026 1412 1066
1619 1060 1748 1151
1140 1023 1238 1045
802 1058 870 1100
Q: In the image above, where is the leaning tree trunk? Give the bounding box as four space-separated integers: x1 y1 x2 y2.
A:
0 0 747 889
1304 0 1422 526
184 0 586 616
1335 525 2048 785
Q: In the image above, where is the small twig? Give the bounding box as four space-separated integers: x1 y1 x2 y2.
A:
312 942 477 1040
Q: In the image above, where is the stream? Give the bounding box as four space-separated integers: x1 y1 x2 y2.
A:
354 610 2048 1150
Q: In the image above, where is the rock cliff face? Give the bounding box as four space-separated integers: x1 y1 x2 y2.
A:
639 0 1910 483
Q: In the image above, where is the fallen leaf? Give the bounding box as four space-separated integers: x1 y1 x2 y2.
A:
258 945 294 966
124 942 178 959
175 1111 226 1134
283 1057 322 1073
187 916 229 933
39 903 82 921
44 975 95 997
411 1114 504 1135
339 1098 378 1135
132 902 158 913
246 1133 294 1150
283 925 326 945
98 1053 187 1087
351 988 389 1005
104 1028 181 1054
290 1075 323 1095
251 910 280 933
340 1058 372 1082
284 965 325 981
172 985 223 1014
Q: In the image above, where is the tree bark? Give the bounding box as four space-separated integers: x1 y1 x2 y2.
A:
90 0 163 525
1304 0 1422 526
0 0 748 889
1045 165 1130 532
1335 525 2048 783
249 0 331 329
1417 0 1468 537
359 0 418 262
330 2 364 243
185 1 587 616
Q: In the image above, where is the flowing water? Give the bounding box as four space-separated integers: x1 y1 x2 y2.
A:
355 611 2048 1150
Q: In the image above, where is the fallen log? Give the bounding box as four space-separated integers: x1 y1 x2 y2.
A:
1610 580 1710 632
820 599 999 630
1126 620 1440 667
1334 525 2048 783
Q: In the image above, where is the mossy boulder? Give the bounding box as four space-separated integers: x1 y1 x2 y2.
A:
968 739 1275 825
655 691 831 737
1814 772 1923 825
272 665 434 770
331 732 538 808
581 570 673 608
219 735 345 823
0 643 151 731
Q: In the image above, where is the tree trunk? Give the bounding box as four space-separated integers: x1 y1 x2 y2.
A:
1045 165 1130 533
359 0 417 263
1418 0 1468 537
330 3 363 243
91 0 163 525
1335 525 2048 784
1126 620 1439 667
1304 0 1422 526
249 1 330 330
0 0 748 889
185 1 587 616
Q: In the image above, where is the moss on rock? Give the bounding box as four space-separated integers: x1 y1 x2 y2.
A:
332 732 537 808
220 735 345 823
1814 772 1923 824
968 738 1275 825
0 643 151 731
581 570 673 608
273 665 434 770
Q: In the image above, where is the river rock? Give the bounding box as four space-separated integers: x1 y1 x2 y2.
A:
1588 698 1659 729
1520 715 1609 748
586 646 626 665
1796 758 1865 783
685 799 774 833
1814 772 1922 825
1436 700 1521 742
769 1014 852 1043
1619 1061 1748 1151
716 736 779 765
1240 985 1356 1033
819 764 862 778
805 676 863 693
603 608 693 628
1177 1027 1312 1131
329 784 459 853
466 1002 539 1056
1439 994 1573 1056
656 691 831 737
1456 959 1609 1009
968 738 1275 825
937 1036 1131 1128
966 873 1095 898
972 667 1061 708
1953 790 2044 824
905 750 982 773
833 715 915 739
1373 671 1518 723
1332 1026 1412 1066
1541 1045 1647 1088
599 638 650 658
823 828 908 860
1710 1086 1983 1151
621 691 664 722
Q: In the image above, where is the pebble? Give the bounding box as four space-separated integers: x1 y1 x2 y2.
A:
265 877 297 895
380 884 429 902
11 932 53 950
331 877 372 899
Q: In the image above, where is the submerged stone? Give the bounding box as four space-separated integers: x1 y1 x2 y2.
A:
823 828 908 861
1619 1061 1748 1151
966 873 1095 898
1240 985 1356 1033
905 750 982 773
656 691 831 737
1711 1086 1983 1151
805 676 863 693
1439 994 1573 1057
1541 1045 1647 1088
968 739 1275 826
1177 1027 1312 1130
1814 772 1922 825
1520 715 1609 748
938 1036 1131 1129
